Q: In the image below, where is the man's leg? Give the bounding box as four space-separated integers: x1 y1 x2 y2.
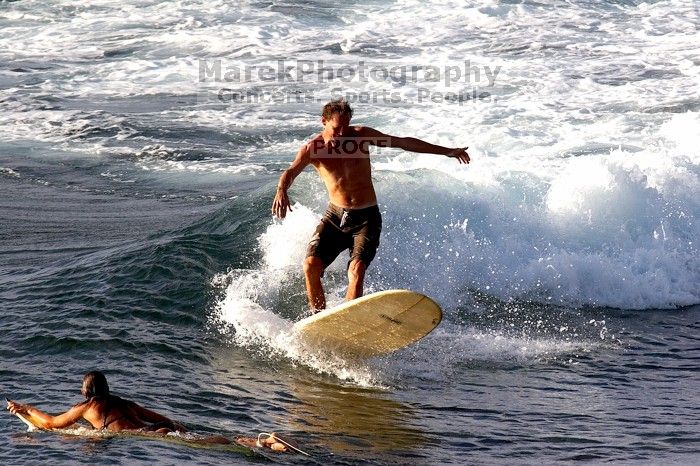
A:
303 256 326 311
305 207 347 311
346 206 380 302
346 258 367 301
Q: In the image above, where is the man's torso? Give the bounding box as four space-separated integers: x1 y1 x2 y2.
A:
308 127 377 210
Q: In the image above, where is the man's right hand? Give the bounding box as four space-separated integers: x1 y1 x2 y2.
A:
6 399 29 415
272 187 293 218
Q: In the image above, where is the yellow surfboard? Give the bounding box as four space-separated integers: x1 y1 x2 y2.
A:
293 289 442 358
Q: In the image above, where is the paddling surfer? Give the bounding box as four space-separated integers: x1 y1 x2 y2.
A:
6 371 186 433
271 99 470 311
6 370 292 452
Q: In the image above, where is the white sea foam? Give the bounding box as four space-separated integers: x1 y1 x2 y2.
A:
369 145 698 309
0 167 20 177
382 323 598 378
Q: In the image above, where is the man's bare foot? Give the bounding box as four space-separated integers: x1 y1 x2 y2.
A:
235 433 291 452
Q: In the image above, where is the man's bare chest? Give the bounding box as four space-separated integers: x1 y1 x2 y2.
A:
313 156 372 182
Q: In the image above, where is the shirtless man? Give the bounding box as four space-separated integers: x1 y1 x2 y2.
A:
6 371 185 433
6 370 292 452
271 99 470 311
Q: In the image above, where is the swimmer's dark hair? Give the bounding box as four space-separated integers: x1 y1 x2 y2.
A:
322 98 353 120
82 370 109 398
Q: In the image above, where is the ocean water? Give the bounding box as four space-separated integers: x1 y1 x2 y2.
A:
1 0 699 464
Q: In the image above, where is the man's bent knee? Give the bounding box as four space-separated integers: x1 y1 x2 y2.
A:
347 259 367 280
304 256 324 276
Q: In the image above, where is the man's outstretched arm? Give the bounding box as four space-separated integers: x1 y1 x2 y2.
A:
356 126 470 164
271 143 312 218
7 399 86 429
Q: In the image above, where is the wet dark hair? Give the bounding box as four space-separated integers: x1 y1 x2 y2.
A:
81 371 110 398
321 98 353 120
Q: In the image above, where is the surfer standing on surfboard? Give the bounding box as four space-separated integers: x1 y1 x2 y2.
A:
272 99 470 311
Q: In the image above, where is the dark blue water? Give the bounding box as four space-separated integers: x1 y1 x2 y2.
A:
1 0 699 464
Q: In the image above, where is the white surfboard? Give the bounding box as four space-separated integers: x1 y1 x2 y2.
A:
13 412 39 431
293 289 442 358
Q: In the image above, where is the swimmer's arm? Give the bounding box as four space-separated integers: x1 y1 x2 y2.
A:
7 400 87 429
129 401 184 431
129 402 172 424
272 143 312 218
356 126 470 164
